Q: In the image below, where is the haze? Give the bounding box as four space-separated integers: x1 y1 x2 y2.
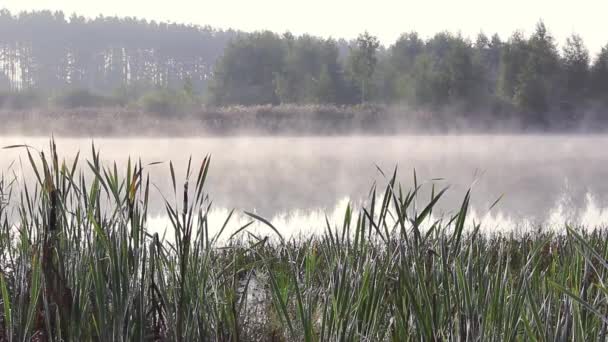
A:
2 0 608 230
3 0 608 54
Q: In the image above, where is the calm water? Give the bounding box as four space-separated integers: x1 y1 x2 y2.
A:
2 135 608 234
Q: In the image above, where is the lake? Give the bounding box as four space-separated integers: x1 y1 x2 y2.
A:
2 135 608 235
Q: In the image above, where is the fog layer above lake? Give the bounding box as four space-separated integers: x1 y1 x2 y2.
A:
2 135 607 233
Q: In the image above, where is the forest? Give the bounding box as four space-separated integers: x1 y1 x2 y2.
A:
1 9 608 129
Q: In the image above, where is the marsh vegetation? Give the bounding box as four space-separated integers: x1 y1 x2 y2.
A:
0 142 607 341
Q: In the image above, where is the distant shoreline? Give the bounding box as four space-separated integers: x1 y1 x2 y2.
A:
1 104 607 137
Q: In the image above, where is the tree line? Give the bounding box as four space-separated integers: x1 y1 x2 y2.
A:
0 9 236 93
1 9 608 125
209 24 608 124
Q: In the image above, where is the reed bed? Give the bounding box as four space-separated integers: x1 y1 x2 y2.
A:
0 141 607 341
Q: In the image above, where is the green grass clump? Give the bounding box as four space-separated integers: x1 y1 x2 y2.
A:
0 141 607 341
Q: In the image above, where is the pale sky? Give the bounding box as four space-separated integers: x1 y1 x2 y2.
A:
1 0 607 55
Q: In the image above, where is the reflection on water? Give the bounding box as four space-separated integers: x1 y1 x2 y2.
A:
2 135 608 235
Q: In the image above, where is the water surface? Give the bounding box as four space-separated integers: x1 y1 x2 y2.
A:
2 135 607 234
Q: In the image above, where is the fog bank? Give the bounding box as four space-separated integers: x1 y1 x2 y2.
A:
2 104 608 137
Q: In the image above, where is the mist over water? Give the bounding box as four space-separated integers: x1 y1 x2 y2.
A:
2 135 608 235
